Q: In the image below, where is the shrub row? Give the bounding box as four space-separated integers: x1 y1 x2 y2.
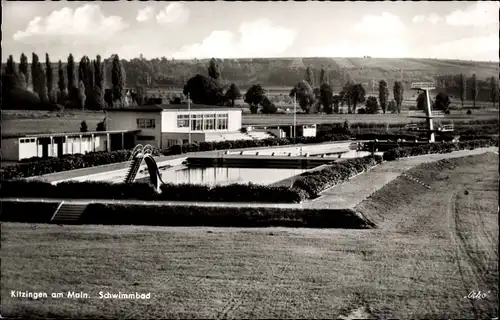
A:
1 148 161 180
291 155 383 200
0 180 302 203
382 138 499 161
0 201 58 223
0 201 374 229
164 135 352 155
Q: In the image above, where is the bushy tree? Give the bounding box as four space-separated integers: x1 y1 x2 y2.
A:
290 80 315 113
244 84 266 114
80 120 88 132
365 96 379 114
261 96 277 114
393 80 404 113
208 58 222 81
434 92 450 113
19 53 29 89
96 118 107 131
346 83 366 114
471 73 478 108
458 73 466 108
111 54 125 106
388 100 397 113
183 74 225 105
416 92 426 111
320 83 334 114
378 79 389 114
339 80 354 113
225 83 241 107
490 76 499 108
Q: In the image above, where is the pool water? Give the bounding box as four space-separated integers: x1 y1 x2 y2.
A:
158 166 307 186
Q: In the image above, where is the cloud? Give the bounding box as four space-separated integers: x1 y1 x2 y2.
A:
445 2 500 27
353 12 406 35
156 3 190 26
430 34 499 61
172 19 296 59
412 13 443 24
306 12 410 58
136 6 155 22
13 4 128 43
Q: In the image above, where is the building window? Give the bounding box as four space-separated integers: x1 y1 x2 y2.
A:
136 135 155 141
177 114 190 128
190 114 203 131
216 113 229 130
203 113 216 130
137 119 156 129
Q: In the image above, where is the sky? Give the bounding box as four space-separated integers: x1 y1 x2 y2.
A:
2 1 499 62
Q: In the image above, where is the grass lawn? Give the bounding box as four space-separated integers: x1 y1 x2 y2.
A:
1 153 498 318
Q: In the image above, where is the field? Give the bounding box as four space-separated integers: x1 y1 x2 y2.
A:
1 152 497 318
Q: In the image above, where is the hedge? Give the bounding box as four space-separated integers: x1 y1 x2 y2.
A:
0 201 375 229
382 138 499 161
0 180 302 203
291 155 383 200
1 148 161 180
164 135 352 155
0 201 58 223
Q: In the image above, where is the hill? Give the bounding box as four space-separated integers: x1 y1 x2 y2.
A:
3 57 498 91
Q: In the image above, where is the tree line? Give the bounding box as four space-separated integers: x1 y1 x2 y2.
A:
2 53 137 110
2 53 499 114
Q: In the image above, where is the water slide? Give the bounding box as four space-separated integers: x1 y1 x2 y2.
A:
123 144 165 188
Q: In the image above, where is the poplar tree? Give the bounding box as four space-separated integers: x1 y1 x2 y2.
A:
111 54 125 106
45 53 55 103
19 53 29 88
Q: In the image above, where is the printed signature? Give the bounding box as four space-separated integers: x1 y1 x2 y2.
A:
464 290 491 300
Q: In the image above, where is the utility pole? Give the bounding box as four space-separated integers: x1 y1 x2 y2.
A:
188 92 191 144
293 93 297 138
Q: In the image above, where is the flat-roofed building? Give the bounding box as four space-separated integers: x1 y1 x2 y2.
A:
1 129 139 161
105 104 246 149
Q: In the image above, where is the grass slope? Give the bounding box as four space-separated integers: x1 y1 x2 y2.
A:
1 153 498 318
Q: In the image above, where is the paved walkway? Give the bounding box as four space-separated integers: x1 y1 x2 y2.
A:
2 197 304 209
7 147 497 210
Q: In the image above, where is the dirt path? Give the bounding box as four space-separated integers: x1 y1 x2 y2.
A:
306 147 497 209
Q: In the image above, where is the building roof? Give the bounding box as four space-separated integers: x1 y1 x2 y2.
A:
2 129 141 139
104 103 242 112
